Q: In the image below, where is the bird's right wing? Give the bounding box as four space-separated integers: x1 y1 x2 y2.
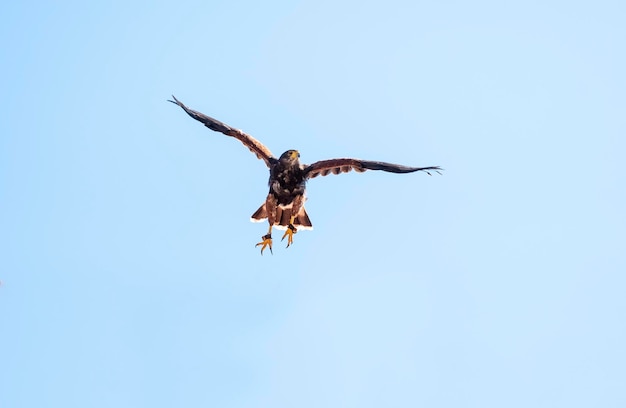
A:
169 95 277 167
304 158 442 179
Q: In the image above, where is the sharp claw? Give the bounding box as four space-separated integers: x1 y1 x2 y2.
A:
255 234 273 255
281 225 297 248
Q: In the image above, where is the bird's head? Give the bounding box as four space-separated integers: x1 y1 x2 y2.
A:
279 149 300 164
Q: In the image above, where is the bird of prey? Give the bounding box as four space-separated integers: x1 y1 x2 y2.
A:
169 96 442 254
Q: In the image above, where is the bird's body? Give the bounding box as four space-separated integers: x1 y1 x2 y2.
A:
268 151 306 207
251 150 312 232
169 95 442 254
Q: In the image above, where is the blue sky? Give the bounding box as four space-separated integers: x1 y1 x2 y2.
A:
1 0 625 407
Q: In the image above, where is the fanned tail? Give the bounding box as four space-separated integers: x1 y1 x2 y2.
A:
250 203 313 230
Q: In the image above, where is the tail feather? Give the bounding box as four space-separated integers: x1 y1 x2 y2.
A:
294 207 312 230
250 203 267 223
277 206 291 226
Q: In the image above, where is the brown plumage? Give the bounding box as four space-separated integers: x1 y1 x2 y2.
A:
169 95 442 254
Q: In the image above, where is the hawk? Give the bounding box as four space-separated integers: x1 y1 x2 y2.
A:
169 96 442 254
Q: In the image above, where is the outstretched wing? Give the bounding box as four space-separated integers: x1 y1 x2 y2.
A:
304 158 442 179
169 95 276 167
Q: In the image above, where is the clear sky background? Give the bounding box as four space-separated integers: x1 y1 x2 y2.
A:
1 1 624 407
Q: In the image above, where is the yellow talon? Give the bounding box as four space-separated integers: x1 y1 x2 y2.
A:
256 234 273 255
281 224 297 248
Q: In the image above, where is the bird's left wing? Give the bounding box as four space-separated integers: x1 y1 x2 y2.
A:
304 158 442 179
169 96 276 167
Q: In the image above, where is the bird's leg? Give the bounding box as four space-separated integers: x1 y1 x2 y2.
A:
281 216 297 248
256 225 273 255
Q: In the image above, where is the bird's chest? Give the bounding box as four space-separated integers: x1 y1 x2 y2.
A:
269 166 305 197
